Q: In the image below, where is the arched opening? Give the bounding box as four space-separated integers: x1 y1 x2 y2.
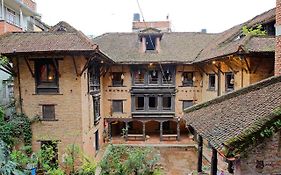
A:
162 120 177 134
145 120 160 135
128 120 143 134
111 121 126 137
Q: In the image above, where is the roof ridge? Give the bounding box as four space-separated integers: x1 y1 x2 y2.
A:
184 75 281 114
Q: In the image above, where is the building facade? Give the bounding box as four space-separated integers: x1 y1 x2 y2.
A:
94 8 275 141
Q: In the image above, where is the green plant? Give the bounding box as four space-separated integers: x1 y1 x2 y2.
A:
99 145 160 175
36 143 58 172
62 144 81 174
47 168 65 175
0 140 24 175
76 158 96 175
242 24 266 36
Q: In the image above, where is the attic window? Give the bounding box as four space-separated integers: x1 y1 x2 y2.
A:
57 26 67 32
145 35 156 51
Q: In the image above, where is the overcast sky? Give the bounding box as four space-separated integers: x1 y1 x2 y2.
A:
36 0 275 37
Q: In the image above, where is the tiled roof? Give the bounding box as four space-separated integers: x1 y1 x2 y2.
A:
184 76 281 157
0 21 98 55
195 8 275 62
93 32 218 64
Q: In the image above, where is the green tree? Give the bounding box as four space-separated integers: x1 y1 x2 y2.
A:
242 24 267 36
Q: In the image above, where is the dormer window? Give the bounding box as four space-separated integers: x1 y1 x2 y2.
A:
145 35 156 51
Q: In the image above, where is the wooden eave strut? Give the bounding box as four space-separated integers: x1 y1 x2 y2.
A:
24 57 34 77
72 55 97 76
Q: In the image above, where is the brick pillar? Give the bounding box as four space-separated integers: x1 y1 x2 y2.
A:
276 0 281 76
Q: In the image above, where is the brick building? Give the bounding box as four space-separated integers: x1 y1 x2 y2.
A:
0 22 112 159
0 6 278 169
94 8 276 142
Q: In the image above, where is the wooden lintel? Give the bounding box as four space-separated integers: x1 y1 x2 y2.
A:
24 57 34 77
214 64 224 75
52 58 61 77
72 56 79 76
243 58 251 73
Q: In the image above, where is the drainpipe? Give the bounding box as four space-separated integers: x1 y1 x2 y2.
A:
217 63 221 97
16 57 23 113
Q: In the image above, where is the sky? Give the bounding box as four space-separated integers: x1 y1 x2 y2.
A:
35 0 275 37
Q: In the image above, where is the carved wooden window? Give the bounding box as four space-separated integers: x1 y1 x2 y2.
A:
163 96 172 110
42 105 55 120
134 69 145 84
135 96 144 110
35 59 59 94
162 69 172 84
148 70 158 84
149 96 158 110
93 96 100 124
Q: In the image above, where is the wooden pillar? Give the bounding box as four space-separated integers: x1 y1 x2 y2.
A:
125 122 128 141
197 135 203 173
228 161 234 174
108 121 112 140
160 121 163 141
143 122 146 141
211 148 218 175
177 119 180 141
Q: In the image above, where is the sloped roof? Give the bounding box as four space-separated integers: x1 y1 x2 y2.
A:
0 21 98 55
93 32 218 64
184 75 281 157
195 8 275 62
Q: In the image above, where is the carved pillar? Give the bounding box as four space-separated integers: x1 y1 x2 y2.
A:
197 135 203 173
177 119 180 141
211 148 218 175
142 122 146 140
160 121 163 141
125 122 128 141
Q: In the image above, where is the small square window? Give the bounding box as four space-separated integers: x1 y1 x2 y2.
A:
42 105 55 120
163 96 172 110
225 72 234 91
182 100 193 111
112 72 124 86
182 72 194 86
135 96 144 110
149 96 158 110
208 74 216 90
112 100 123 113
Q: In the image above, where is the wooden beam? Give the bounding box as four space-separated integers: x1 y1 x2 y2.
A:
197 135 203 173
210 148 218 175
24 57 34 77
72 56 79 76
252 58 262 74
195 64 207 76
52 58 61 77
231 58 248 73
224 61 238 74
214 64 224 75
243 57 251 73
79 56 94 76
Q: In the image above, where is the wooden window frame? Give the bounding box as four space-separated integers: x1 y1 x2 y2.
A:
182 72 194 87
112 100 124 113
208 74 216 90
225 72 234 92
111 72 124 87
42 105 56 121
182 100 193 111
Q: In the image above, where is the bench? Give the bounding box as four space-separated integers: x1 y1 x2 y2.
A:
162 134 178 140
127 134 144 140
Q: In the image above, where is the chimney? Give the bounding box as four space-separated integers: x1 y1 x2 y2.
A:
133 13 140 22
276 0 281 76
201 29 207 33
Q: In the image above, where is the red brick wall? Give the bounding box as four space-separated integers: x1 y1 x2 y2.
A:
0 21 22 35
22 0 36 11
276 0 281 76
